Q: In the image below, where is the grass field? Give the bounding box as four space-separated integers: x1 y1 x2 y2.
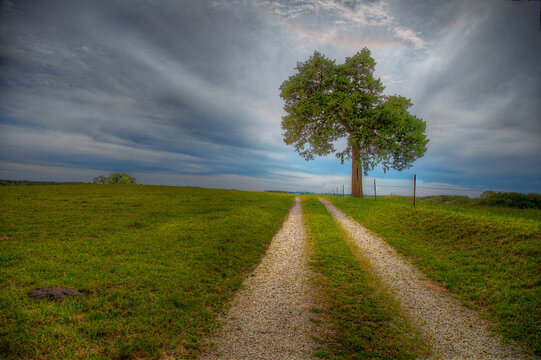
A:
0 185 293 359
386 194 541 223
302 197 430 359
328 196 541 355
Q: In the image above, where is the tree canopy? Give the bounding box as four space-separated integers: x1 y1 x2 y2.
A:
93 173 136 185
280 48 428 197
92 175 107 184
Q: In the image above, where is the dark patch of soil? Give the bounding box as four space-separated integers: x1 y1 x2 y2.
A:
28 287 84 299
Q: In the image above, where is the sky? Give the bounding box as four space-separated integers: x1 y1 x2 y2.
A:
1 0 540 196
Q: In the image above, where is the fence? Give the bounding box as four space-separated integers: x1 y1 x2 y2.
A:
328 174 516 206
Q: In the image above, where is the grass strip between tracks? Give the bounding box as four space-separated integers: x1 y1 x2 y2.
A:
302 197 430 359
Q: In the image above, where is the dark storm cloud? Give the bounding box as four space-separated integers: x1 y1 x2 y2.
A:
0 0 295 179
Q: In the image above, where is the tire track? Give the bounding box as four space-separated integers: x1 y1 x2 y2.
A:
199 198 317 359
320 198 533 360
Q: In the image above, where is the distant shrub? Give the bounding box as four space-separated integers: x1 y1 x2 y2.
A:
107 173 136 184
480 191 496 199
476 192 541 209
92 175 107 184
93 173 136 185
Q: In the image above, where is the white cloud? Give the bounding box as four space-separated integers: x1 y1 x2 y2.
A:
393 27 425 49
379 73 404 86
259 0 425 49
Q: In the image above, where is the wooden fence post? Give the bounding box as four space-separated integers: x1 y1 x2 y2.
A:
413 174 416 207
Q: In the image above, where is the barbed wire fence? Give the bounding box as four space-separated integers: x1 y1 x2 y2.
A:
327 174 514 205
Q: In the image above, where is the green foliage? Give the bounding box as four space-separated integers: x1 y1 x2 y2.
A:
92 175 107 184
478 191 541 209
280 48 428 174
0 185 294 359
479 190 496 199
303 197 430 359
107 173 136 184
280 51 342 160
354 96 428 173
330 197 541 355
93 173 136 185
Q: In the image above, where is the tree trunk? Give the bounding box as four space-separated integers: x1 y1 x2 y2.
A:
351 146 363 197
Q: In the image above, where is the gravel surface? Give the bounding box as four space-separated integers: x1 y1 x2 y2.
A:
200 198 317 359
320 198 534 360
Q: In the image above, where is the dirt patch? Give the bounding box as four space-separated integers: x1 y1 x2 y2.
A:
0 234 24 240
28 287 84 299
422 279 447 292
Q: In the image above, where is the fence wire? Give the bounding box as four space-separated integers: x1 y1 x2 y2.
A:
327 175 514 197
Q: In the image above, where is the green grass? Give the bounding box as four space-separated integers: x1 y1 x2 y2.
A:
329 196 541 355
385 195 541 223
0 184 294 359
302 197 430 359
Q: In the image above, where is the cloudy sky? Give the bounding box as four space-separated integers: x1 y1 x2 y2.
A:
1 0 540 195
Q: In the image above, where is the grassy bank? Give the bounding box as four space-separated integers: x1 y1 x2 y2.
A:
302 197 430 359
0 184 293 359
384 194 541 223
329 196 541 355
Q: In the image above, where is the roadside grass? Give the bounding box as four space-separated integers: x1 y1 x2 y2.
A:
302 197 430 359
0 184 294 359
329 196 541 355
385 195 541 224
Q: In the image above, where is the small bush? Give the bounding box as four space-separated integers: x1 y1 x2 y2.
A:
477 192 541 209
93 173 136 185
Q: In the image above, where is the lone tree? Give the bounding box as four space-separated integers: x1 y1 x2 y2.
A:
107 173 136 184
93 173 136 184
280 48 428 197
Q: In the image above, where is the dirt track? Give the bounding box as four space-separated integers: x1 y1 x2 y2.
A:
199 198 317 359
200 197 534 359
320 197 534 360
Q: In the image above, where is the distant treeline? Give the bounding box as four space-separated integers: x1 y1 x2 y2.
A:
0 179 87 186
478 191 541 209
423 191 541 210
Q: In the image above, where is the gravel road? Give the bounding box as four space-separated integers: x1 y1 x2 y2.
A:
199 198 317 359
320 198 534 360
